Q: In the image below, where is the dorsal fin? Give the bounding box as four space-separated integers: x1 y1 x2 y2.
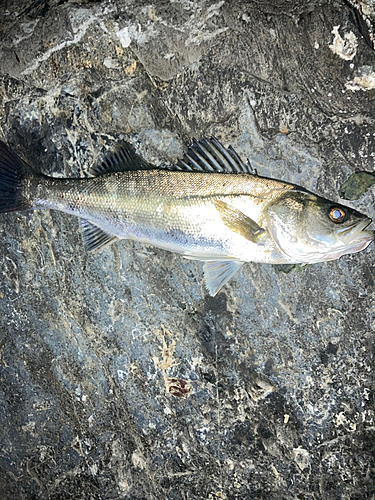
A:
177 137 256 174
91 137 256 176
90 142 155 177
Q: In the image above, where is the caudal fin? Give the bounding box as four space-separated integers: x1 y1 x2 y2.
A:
0 140 34 213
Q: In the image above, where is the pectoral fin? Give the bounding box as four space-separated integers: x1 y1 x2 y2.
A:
203 260 244 297
80 219 118 252
214 200 264 243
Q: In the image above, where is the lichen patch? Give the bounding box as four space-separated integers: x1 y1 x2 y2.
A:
153 325 192 398
329 25 358 61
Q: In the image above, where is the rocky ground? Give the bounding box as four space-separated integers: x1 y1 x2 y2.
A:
0 0 374 498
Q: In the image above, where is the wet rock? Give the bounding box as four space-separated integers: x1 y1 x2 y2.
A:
0 1 374 499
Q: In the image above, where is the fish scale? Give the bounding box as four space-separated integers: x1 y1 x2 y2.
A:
32 170 289 262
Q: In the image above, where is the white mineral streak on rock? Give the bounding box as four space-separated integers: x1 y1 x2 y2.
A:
185 26 229 46
184 0 228 46
116 26 131 48
21 11 97 75
329 25 358 61
293 447 311 471
103 56 120 69
346 66 375 91
131 450 146 469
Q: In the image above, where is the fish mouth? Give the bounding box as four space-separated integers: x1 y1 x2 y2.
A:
335 217 374 246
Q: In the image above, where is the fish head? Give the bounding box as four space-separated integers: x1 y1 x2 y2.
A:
266 190 374 263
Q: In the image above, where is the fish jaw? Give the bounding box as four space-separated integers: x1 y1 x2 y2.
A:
334 217 373 245
310 228 374 263
329 222 374 260
326 217 374 260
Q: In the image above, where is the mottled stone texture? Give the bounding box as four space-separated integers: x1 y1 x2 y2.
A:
0 1 374 499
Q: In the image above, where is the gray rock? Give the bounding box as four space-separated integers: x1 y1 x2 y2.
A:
0 1 374 499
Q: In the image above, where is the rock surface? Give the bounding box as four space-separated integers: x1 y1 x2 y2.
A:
0 1 374 499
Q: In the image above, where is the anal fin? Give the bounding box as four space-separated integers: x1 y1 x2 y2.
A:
203 260 244 297
80 219 118 252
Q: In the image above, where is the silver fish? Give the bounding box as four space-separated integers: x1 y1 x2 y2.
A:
0 137 373 296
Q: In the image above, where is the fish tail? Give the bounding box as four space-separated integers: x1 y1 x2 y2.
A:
0 140 35 213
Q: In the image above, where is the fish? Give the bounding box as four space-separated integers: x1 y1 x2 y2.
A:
0 137 373 296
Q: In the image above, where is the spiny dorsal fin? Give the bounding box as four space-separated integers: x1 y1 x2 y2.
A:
90 142 155 177
203 260 244 296
80 219 118 252
214 200 265 243
177 137 255 174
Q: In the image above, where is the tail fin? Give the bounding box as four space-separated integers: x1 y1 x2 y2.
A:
0 140 34 213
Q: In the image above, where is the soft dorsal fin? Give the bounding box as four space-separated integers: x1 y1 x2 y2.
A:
80 219 118 252
177 137 256 174
90 142 155 176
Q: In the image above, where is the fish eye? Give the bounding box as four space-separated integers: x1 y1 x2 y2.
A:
328 206 346 223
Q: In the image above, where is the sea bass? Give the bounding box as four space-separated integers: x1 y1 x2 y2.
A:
0 137 373 296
